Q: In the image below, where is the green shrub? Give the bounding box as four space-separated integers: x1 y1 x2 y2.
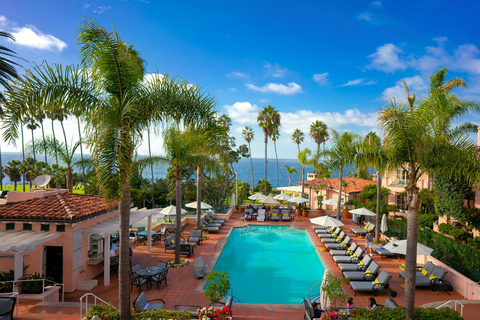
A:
418 214 437 229
85 304 119 320
438 223 473 242
84 304 192 320
204 271 230 305
438 223 454 234
384 217 407 239
352 306 462 319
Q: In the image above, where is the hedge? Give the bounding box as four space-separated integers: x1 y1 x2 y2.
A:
84 304 192 320
352 306 463 319
418 214 437 229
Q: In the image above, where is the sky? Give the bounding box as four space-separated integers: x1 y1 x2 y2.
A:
2 0 480 159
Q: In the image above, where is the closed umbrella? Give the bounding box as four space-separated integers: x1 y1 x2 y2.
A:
319 269 332 311
185 201 212 209
380 214 388 233
310 216 344 251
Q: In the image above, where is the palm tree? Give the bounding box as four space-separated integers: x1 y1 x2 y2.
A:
19 157 37 188
34 111 48 165
25 117 39 161
310 120 328 154
242 126 255 194
257 105 280 195
297 148 311 197
271 127 280 189
292 128 304 170
379 80 480 319
3 160 21 190
282 164 297 187
0 31 21 102
70 103 87 187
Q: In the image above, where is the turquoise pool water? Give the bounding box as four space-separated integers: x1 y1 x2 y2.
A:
212 225 325 304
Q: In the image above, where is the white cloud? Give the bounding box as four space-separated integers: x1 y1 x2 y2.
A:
0 16 67 51
358 12 372 22
227 71 249 79
83 4 90 8
223 102 259 124
94 6 111 14
313 73 329 85
367 43 408 73
379 75 429 102
340 78 377 87
452 44 480 74
372 1 382 7
264 62 289 78
245 82 302 95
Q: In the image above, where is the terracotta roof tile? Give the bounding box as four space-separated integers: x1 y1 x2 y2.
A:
0 193 117 222
298 176 376 194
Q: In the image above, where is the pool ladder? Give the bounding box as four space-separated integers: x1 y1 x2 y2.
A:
240 218 250 236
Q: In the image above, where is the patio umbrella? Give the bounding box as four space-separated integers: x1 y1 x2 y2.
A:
322 198 338 206
319 269 332 311
258 195 280 204
288 196 309 203
248 193 266 200
384 240 434 256
349 207 376 234
310 216 344 251
158 205 186 216
185 201 213 209
273 193 292 201
380 214 388 233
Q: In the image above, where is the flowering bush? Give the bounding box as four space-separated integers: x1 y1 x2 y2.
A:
320 311 348 320
197 306 232 320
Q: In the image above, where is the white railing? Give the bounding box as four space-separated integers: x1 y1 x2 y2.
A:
240 218 250 236
435 300 464 316
79 293 115 320
308 279 324 301
0 279 64 302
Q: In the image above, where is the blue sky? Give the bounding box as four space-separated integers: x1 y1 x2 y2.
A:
2 0 480 159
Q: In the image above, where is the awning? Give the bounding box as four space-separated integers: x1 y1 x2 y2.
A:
0 231 61 254
277 186 302 192
83 208 158 235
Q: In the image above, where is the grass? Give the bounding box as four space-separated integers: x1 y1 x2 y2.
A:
2 184 85 194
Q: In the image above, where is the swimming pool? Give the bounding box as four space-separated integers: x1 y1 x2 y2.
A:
212 225 326 304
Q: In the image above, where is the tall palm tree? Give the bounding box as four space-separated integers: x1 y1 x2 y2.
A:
34 111 48 165
242 126 255 194
3 160 21 190
292 128 304 171
297 148 311 197
25 117 39 161
379 80 480 319
257 105 280 195
70 103 87 187
282 164 297 187
271 127 280 189
310 120 328 154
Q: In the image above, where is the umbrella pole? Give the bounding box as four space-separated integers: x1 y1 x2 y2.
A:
320 230 328 252
358 215 365 239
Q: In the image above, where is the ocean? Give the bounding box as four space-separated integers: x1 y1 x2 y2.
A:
0 152 327 188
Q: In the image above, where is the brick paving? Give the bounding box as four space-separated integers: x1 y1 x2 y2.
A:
15 209 480 319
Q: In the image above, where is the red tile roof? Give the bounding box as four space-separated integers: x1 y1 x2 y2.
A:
298 176 376 194
0 193 116 222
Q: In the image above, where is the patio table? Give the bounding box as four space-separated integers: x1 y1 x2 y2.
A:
138 231 157 236
136 266 162 290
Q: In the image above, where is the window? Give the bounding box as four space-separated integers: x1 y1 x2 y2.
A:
6 223 15 231
396 194 407 210
23 223 32 231
56 225 65 232
40 224 50 232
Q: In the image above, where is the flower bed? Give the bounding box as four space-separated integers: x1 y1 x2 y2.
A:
167 259 190 268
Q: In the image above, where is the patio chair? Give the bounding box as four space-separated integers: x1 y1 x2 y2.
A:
152 233 163 245
271 211 280 221
130 273 147 292
303 297 321 320
133 292 165 311
131 263 141 275
325 235 352 249
330 242 359 256
136 233 147 245
179 243 194 258
401 265 450 291
343 260 380 281
385 297 399 309
333 247 364 264
188 230 203 245
316 226 341 238
158 260 168 269
351 222 375 237
201 217 222 228
257 209 266 222
164 233 187 252
206 212 224 225
321 231 346 243
281 210 291 221
209 210 227 222
338 253 373 272
349 270 397 297
152 268 169 289
0 297 16 320
110 256 119 276
374 247 397 259
200 218 220 233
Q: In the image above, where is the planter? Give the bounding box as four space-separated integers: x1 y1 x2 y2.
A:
317 209 326 216
343 210 351 219
303 210 309 217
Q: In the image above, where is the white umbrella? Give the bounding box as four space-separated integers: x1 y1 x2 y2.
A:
380 214 388 233
158 205 186 216
349 208 376 217
273 193 292 201
319 269 332 311
259 195 280 204
185 201 212 209
322 198 338 206
385 240 434 256
248 193 266 200
288 196 309 203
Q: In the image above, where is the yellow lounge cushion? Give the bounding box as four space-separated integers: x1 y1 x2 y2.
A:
421 269 429 276
359 261 364 266
272 213 277 216
171 240 175 244
429 275 437 281
365 270 372 276
374 278 380 285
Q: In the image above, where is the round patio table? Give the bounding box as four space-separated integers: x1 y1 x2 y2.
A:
138 230 157 236
136 266 162 290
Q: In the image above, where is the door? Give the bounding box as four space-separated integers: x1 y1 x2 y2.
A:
45 246 63 284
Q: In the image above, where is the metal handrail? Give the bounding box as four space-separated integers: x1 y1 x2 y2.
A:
80 293 116 320
240 218 250 236
0 279 64 302
308 279 324 301
435 300 464 316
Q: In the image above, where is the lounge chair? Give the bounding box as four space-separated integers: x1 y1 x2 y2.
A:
320 231 346 243
351 222 375 237
200 218 221 232
209 211 227 222
133 292 165 311
343 260 380 281
333 247 364 264
206 212 224 225
188 230 203 245
349 270 397 297
203 215 223 227
271 211 280 221
325 235 352 250
244 209 254 220
399 261 435 280
315 226 340 237
374 247 397 259
330 242 359 257
338 254 373 272
257 209 266 222
281 210 291 221
0 297 16 320
400 265 450 292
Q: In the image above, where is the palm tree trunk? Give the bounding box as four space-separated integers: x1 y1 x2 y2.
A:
249 142 254 194
41 122 47 165
77 118 86 187
405 177 420 319
297 144 301 172
274 140 279 189
337 167 343 220
375 172 381 243
21 121 25 192
60 120 69 159
147 127 155 208
31 129 36 161
52 120 58 166
0 142 3 191
289 173 292 187
301 165 305 197
119 183 131 320
264 134 268 195
196 166 202 231
67 167 73 192
175 166 182 264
